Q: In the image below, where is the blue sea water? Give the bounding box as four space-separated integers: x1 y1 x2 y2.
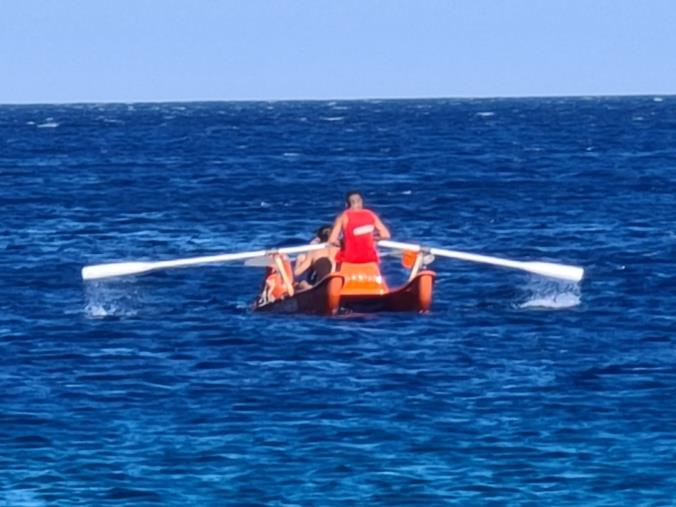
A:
1 97 675 505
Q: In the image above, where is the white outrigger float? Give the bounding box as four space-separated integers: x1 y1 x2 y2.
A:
82 240 584 315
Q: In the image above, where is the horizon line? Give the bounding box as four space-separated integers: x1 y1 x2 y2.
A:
1 92 673 107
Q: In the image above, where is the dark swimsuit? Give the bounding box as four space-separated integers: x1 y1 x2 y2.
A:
307 257 332 285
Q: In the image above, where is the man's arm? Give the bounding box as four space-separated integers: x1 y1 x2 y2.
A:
294 252 313 276
328 214 344 246
373 214 391 240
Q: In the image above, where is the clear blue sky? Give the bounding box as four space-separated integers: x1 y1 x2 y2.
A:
1 0 674 103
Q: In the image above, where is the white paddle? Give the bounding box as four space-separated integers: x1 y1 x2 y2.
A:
378 240 584 282
82 243 329 281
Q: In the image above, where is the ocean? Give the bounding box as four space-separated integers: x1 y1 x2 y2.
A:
1 97 674 505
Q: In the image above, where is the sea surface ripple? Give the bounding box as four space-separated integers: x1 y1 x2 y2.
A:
1 97 675 505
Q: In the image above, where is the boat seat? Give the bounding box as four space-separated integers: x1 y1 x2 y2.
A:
338 262 389 296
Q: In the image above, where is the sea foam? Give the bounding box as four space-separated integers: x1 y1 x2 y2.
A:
519 278 581 309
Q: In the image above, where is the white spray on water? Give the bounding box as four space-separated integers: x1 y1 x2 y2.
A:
83 280 140 318
518 277 581 309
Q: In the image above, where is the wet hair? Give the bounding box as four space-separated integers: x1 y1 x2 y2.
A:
315 225 332 242
345 191 363 206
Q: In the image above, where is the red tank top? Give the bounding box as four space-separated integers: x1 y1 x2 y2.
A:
336 209 379 264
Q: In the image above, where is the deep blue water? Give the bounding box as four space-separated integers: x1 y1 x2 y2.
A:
1 97 675 505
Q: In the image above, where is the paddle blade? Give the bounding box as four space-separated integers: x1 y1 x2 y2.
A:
243 257 275 268
82 262 155 281
524 262 584 283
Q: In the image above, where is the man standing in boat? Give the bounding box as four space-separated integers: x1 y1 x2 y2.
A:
329 191 391 265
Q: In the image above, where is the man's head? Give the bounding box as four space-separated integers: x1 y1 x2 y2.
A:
315 225 332 243
345 191 364 209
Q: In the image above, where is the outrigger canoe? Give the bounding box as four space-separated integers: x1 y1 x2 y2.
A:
253 267 437 315
80 239 584 316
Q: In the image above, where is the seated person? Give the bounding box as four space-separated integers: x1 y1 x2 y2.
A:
294 225 339 289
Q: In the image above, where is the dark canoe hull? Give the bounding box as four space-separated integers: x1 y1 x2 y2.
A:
253 271 435 315
253 274 344 315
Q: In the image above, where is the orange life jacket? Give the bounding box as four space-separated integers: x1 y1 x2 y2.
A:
261 256 293 302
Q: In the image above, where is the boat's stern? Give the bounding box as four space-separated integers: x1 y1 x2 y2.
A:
337 262 388 296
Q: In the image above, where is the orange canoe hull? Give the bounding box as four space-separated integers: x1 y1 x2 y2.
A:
340 270 435 314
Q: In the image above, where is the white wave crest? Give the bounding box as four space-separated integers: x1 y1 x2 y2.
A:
37 121 60 128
